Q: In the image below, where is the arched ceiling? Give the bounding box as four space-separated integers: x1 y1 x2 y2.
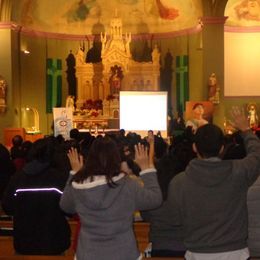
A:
10 0 203 35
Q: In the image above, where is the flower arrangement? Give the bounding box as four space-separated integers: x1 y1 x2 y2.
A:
81 99 103 118
106 94 116 101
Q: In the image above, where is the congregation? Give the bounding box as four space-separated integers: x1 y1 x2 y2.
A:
0 107 260 260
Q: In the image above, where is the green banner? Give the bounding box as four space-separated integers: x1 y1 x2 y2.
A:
46 59 62 113
176 55 189 113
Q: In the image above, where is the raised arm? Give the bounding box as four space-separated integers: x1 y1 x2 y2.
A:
230 106 260 186
133 143 162 210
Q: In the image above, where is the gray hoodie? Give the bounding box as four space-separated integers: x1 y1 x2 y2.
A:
165 131 260 253
60 169 162 260
247 175 260 256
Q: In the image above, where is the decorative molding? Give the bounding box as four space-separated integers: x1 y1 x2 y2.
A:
0 21 201 41
201 16 228 25
0 21 20 30
224 26 260 33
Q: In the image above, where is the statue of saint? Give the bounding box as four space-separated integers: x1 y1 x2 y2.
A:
76 46 85 65
66 95 75 111
152 44 160 64
0 76 7 113
208 73 220 104
109 67 123 96
247 103 258 128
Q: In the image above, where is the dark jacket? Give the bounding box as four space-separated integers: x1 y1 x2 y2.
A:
2 160 71 255
166 131 260 253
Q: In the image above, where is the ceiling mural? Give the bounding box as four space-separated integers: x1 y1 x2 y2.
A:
11 0 202 35
225 0 260 26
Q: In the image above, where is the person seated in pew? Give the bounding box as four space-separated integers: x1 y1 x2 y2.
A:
60 135 162 260
0 143 16 202
2 137 71 255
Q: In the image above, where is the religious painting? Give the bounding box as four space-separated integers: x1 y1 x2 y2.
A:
185 101 214 132
225 0 260 26
12 0 202 35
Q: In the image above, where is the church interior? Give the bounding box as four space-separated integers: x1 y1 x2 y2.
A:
1 0 260 143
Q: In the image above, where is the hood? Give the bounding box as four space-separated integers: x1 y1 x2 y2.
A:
23 160 50 175
71 173 126 210
185 158 232 187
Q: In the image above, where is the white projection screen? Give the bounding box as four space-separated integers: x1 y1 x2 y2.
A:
225 32 260 96
120 91 168 138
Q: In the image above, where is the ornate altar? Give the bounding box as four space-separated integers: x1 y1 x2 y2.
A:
73 12 160 130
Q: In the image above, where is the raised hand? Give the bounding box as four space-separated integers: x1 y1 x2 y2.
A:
67 147 84 173
134 143 154 171
229 106 250 132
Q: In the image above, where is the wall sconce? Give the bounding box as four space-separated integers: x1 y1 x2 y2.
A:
22 49 30 55
24 107 40 133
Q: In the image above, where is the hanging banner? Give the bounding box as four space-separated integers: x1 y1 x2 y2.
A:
46 58 62 113
53 107 73 140
176 55 189 113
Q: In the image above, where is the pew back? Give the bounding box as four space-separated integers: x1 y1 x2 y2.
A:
0 220 150 257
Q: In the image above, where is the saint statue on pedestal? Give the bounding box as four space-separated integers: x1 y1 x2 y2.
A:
109 66 123 96
66 95 75 111
208 73 220 104
247 103 258 128
0 76 7 113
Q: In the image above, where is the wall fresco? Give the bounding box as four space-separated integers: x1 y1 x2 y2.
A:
225 0 260 26
11 0 202 35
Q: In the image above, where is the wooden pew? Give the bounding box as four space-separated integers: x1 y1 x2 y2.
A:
134 222 150 252
0 220 150 257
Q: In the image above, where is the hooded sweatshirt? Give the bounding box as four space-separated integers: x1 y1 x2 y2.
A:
247 175 260 256
60 169 162 260
165 131 260 253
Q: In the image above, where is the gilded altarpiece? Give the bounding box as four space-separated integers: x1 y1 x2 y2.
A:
73 14 160 130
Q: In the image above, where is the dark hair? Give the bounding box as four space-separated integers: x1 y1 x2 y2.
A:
70 128 80 141
72 136 121 185
0 143 11 162
192 103 204 110
27 137 55 164
12 135 23 146
194 124 224 158
154 135 168 159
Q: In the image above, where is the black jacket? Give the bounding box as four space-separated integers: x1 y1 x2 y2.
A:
2 160 71 255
